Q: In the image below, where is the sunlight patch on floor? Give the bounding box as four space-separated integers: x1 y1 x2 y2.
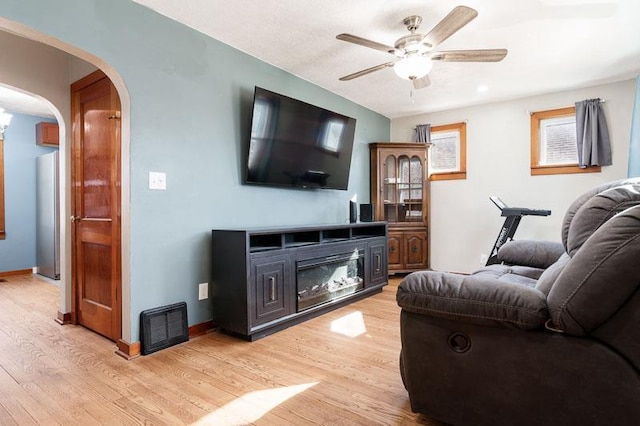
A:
192 382 318 425
330 310 367 337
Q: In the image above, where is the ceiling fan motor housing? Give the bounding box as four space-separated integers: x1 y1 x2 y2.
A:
395 34 432 54
336 6 506 86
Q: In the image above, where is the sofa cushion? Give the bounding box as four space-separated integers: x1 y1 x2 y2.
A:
473 264 542 287
535 253 570 296
548 205 640 335
561 178 640 252
566 184 640 256
397 270 549 330
498 240 565 269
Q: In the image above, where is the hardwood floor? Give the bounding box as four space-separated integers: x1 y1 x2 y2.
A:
0 274 442 425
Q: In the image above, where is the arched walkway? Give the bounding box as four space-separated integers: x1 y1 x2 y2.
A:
0 17 132 342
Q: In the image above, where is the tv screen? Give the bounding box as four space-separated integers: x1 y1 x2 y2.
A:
245 87 357 190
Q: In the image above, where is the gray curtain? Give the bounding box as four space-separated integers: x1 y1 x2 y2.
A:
575 98 612 168
414 124 431 143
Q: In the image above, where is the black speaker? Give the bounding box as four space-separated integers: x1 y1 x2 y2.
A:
349 201 357 223
360 203 374 222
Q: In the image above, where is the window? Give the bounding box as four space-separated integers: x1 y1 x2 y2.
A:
530 107 600 175
429 122 466 181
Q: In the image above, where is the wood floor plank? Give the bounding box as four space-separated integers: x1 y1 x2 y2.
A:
0 274 442 425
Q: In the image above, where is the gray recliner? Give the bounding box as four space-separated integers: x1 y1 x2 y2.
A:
397 178 640 426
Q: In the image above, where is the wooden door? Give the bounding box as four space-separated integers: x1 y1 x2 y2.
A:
71 71 121 341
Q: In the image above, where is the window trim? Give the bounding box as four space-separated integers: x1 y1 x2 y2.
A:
530 106 601 176
429 121 467 181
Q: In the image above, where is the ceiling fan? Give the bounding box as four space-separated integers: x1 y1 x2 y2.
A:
336 5 507 89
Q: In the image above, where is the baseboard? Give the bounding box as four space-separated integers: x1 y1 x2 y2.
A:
115 339 141 360
114 320 214 360
189 320 215 337
0 269 33 278
55 311 73 325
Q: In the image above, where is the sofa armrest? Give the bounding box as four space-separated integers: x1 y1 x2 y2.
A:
396 271 549 330
498 240 565 269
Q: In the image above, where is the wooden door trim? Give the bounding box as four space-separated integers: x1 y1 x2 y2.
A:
70 69 107 93
116 339 141 360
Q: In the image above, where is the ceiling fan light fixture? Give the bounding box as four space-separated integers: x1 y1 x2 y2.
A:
394 56 432 80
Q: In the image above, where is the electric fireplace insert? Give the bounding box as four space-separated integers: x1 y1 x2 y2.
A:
296 249 364 311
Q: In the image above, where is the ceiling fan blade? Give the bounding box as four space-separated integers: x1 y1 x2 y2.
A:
336 33 396 54
422 6 478 47
431 49 508 62
413 75 431 90
339 62 395 81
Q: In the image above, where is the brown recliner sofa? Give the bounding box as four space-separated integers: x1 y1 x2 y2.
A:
397 178 640 426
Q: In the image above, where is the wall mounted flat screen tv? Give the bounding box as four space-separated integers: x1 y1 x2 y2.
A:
244 87 357 190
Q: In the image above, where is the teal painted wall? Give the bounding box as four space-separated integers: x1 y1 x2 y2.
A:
0 0 390 339
0 113 57 272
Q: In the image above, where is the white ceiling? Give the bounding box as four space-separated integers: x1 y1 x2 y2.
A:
132 0 640 119
2 1 639 120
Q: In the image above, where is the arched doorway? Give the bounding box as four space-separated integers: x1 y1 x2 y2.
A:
0 18 133 350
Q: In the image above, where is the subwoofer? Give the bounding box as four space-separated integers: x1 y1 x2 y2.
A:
360 203 374 222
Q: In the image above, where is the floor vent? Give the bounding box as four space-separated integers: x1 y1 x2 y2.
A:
140 302 188 355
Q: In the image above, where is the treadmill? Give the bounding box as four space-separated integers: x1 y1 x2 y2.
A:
486 196 551 266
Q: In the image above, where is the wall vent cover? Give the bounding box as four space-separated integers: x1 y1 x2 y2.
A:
140 302 188 355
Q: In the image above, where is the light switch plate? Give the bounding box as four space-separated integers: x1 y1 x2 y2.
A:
149 171 166 190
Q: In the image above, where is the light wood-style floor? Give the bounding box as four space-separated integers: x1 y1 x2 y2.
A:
0 274 441 425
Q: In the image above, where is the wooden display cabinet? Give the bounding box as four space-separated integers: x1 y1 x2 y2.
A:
370 142 431 274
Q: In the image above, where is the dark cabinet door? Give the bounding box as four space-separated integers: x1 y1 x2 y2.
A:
367 240 388 286
405 231 428 270
251 254 293 327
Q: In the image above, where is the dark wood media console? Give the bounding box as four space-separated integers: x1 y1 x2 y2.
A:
212 222 388 340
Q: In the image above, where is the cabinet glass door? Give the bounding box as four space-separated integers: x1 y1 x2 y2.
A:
404 156 423 222
382 153 424 223
382 155 398 221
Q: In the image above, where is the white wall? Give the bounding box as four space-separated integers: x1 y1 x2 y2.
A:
391 79 635 273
